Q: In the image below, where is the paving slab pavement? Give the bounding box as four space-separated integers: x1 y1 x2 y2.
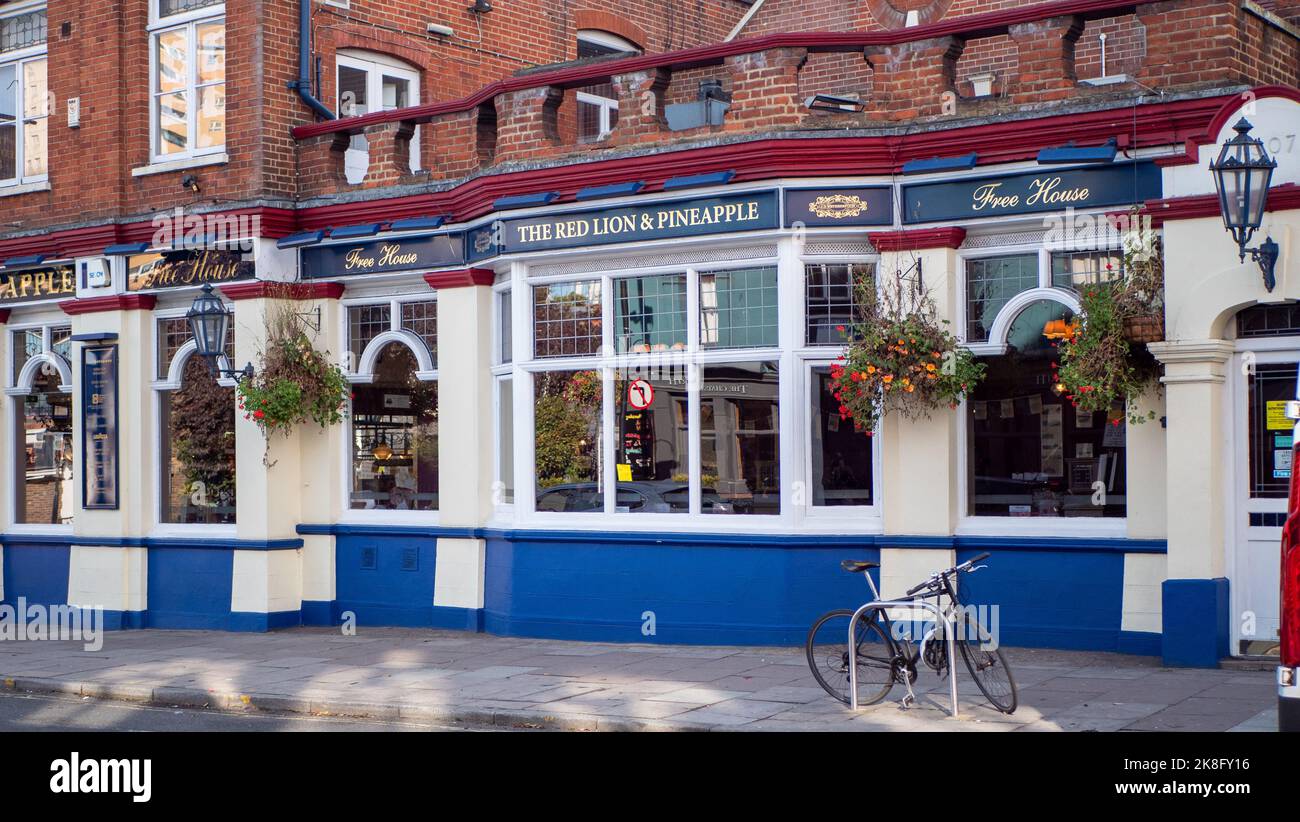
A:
0 627 1280 732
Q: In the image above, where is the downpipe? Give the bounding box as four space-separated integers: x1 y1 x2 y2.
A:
290 0 335 120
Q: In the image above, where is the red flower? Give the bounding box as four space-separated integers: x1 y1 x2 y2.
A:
254 410 265 420
836 325 846 333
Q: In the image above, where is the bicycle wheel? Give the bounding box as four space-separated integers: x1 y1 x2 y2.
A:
805 609 896 706
954 613 1017 714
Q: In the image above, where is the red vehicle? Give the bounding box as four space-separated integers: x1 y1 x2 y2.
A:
1280 398 1300 731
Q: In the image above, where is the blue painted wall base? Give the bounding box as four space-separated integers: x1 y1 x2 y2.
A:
1161 578 1230 668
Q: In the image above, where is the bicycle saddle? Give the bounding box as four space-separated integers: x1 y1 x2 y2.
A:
840 560 879 573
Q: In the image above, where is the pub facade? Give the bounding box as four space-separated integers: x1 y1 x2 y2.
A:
1 0 1298 667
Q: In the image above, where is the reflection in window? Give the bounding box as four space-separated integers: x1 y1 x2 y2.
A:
152 14 225 159
701 361 779 515
348 303 390 362
968 300 1126 518
499 290 513 363
533 281 602 358
15 369 73 525
616 274 687 353
1248 363 1294 499
11 328 41 380
615 370 689 513
498 377 514 504
350 343 439 510
50 325 71 362
534 370 603 512
811 367 873 506
1051 250 1122 291
700 267 778 349
400 300 437 363
576 31 636 143
161 355 236 523
806 263 872 345
0 54 47 183
965 254 1039 342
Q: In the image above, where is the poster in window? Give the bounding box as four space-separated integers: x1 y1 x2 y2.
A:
1102 418 1126 447
1040 405 1063 476
81 344 119 510
1275 448 1293 479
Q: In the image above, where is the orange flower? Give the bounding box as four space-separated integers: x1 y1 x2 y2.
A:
925 363 936 372
866 365 876 374
882 374 894 384
904 384 915 393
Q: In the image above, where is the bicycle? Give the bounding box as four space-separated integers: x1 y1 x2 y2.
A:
805 552 1018 714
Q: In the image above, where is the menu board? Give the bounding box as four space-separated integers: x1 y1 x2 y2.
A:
81 345 119 510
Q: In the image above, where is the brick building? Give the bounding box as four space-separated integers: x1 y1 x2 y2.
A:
0 0 1298 669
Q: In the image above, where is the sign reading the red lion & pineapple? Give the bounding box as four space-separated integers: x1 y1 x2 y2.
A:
0 263 76 305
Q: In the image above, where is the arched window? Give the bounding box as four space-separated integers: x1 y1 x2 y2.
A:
967 297 1127 518
9 323 72 526
160 352 237 524
16 367 73 525
336 49 420 184
576 30 639 143
350 342 439 511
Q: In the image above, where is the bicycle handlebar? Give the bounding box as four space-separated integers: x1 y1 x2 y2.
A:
903 552 992 597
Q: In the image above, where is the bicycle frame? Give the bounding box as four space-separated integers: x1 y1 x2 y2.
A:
847 573 962 717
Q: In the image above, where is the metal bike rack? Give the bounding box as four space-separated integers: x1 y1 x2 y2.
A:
848 599 960 718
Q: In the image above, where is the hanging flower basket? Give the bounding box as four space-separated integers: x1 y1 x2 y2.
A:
1122 313 1164 344
1055 218 1164 425
829 271 985 435
235 292 350 440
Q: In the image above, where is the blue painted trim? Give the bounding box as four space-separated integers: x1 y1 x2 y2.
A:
493 191 560 210
901 153 978 174
1037 140 1117 164
3 254 49 267
389 215 447 232
1162 578 1230 667
1117 630 1162 656
229 610 302 632
70 332 119 342
103 243 150 255
575 181 645 200
99 609 148 631
329 223 383 240
294 523 1167 553
277 230 326 249
300 600 335 626
0 534 303 550
663 170 735 190
431 605 484 632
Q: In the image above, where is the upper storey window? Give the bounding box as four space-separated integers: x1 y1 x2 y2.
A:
576 30 638 143
0 4 48 188
336 50 421 185
150 0 225 163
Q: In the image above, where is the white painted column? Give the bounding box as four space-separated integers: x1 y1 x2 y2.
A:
432 273 496 625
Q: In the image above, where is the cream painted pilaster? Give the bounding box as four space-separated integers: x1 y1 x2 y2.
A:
876 245 962 537
65 304 155 621
432 272 495 623
1147 339 1234 581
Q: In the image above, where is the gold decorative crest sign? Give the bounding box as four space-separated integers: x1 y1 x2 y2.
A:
809 194 869 220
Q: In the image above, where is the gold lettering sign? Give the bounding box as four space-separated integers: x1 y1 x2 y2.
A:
808 194 868 219
0 265 76 304
128 251 254 292
971 177 1091 212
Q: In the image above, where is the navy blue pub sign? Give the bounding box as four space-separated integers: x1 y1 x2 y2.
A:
81 344 119 510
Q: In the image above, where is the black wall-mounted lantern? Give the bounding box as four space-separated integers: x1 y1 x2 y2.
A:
1209 118 1280 291
186 283 255 381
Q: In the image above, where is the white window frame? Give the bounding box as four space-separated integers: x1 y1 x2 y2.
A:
148 2 225 164
5 317 73 534
0 2 49 188
340 293 439 523
150 305 238 536
955 242 1129 537
575 30 636 144
507 238 883 534
336 51 421 182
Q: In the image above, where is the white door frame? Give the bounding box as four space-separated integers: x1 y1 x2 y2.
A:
1229 336 1300 654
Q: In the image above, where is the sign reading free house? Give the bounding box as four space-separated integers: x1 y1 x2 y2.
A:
127 250 255 292
301 233 464 278
469 191 780 260
902 162 1162 223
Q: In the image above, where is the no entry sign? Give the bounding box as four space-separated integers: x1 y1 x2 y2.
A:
627 379 654 410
